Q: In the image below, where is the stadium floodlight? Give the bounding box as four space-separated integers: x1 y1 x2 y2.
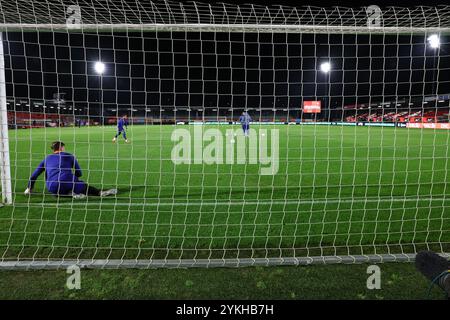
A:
94 61 105 74
427 34 440 48
320 62 331 73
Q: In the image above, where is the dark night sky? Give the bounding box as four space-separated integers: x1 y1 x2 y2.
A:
3 0 450 117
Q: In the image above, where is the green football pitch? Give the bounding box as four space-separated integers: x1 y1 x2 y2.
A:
1 124 449 262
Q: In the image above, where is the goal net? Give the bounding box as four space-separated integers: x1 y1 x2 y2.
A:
0 0 449 268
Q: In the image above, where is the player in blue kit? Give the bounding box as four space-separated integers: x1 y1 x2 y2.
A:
112 115 129 143
239 111 252 137
24 141 117 199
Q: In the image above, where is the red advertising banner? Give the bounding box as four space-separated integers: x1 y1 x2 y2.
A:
303 101 321 113
406 123 450 129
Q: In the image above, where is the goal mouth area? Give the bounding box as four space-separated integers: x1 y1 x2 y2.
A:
0 1 449 270
1 24 450 35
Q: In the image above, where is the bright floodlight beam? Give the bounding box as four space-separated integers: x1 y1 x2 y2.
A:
95 61 105 74
428 34 440 49
320 62 331 73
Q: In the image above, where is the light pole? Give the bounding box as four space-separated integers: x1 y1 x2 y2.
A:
320 62 331 121
94 61 105 124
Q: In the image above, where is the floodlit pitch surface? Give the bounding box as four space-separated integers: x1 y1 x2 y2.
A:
1 125 449 262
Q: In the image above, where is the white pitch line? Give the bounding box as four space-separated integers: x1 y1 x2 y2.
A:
16 196 450 208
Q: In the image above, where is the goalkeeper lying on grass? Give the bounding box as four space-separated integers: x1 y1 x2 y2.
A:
24 141 117 199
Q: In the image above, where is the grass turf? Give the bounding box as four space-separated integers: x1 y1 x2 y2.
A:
0 263 447 300
0 124 449 261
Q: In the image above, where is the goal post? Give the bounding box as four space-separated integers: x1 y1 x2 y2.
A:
0 0 449 269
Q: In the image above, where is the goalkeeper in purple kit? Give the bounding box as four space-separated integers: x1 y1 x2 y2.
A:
112 114 129 143
24 141 117 199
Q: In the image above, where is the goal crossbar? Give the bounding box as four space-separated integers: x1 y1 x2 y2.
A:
0 0 449 269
